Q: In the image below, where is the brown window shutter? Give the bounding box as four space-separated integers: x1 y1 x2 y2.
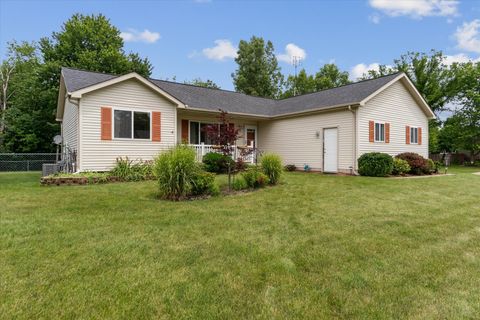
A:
406 126 410 144
369 121 374 142
181 119 189 143
101 107 112 140
418 127 422 145
152 112 161 142
385 123 390 143
368 121 375 142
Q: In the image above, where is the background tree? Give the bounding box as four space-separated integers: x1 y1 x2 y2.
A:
439 62 480 161
282 69 316 98
1 13 152 152
232 36 283 98
314 63 350 90
0 42 39 134
282 64 350 98
185 78 220 89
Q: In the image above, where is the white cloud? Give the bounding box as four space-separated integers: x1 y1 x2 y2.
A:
120 29 161 43
369 0 459 19
444 53 480 65
193 0 212 3
350 63 380 80
369 14 381 24
202 39 237 61
277 43 307 64
454 20 480 54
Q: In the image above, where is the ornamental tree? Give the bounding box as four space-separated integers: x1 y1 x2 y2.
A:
203 110 240 190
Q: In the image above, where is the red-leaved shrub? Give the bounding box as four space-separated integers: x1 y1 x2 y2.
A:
395 152 429 175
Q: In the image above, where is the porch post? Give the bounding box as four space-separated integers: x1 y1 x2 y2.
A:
201 142 205 157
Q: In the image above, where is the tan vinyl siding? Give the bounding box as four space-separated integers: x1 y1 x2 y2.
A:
358 81 429 158
258 109 355 171
62 98 79 152
79 79 176 171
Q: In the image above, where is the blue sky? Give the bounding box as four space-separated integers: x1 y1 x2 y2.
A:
1 0 479 90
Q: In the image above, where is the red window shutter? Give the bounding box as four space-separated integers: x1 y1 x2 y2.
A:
369 121 374 142
385 123 390 143
418 127 422 145
101 107 112 140
152 112 161 142
181 119 189 143
406 126 410 144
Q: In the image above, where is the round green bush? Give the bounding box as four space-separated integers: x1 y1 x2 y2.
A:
191 171 220 196
202 152 235 173
425 159 436 174
232 176 248 191
242 166 270 188
396 152 428 175
392 158 411 175
260 153 283 185
357 152 393 177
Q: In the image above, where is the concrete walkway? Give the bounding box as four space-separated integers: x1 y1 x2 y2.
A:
473 172 480 176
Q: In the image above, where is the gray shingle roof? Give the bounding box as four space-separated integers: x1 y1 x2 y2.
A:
61 67 401 117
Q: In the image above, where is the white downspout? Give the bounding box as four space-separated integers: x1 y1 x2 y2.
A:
348 105 358 175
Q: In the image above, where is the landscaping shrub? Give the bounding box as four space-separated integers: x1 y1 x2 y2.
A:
202 152 235 173
392 158 411 176
396 152 428 175
357 152 393 177
260 153 283 185
191 171 220 196
425 159 435 174
242 166 270 188
111 157 154 181
154 145 198 200
284 164 296 172
110 157 133 179
234 158 248 172
131 160 154 180
232 176 248 191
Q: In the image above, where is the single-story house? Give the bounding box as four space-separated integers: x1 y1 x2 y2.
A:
56 67 435 173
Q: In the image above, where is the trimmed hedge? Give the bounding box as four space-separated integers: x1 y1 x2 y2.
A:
202 152 234 173
358 152 393 177
242 166 270 188
396 152 429 175
392 158 411 175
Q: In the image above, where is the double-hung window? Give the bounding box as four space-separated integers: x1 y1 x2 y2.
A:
114 110 150 139
410 127 418 144
374 122 385 142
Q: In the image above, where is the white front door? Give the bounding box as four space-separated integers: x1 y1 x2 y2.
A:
323 128 338 173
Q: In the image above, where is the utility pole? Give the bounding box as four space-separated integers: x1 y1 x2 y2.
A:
292 56 302 96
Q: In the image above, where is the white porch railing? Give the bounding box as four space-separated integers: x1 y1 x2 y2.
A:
189 143 256 164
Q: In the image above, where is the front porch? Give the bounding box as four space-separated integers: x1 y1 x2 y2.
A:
189 143 257 163
178 109 262 164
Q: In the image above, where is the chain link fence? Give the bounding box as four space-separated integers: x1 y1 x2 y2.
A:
0 153 57 172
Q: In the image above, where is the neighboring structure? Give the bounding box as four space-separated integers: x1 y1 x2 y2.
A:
57 67 435 173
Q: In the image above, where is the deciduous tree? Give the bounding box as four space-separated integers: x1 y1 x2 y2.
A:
232 36 283 98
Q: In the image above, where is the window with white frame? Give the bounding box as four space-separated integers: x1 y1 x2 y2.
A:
189 121 219 144
114 110 150 139
374 122 385 142
410 127 419 144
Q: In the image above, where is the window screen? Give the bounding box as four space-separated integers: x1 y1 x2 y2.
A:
134 112 150 139
114 110 132 138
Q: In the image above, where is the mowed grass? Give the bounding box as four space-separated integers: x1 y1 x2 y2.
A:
1 167 480 319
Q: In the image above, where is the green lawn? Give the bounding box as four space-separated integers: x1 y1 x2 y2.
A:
1 167 480 319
